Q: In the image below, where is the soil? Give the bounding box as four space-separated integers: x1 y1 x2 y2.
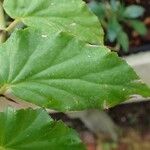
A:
108 101 150 132
51 101 150 150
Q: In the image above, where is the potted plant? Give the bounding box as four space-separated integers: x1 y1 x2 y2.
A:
0 0 150 149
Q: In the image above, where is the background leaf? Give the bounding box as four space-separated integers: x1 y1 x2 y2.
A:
130 20 147 36
124 5 145 18
0 29 150 111
117 31 129 52
107 18 122 42
0 108 85 150
88 1 105 18
110 0 120 12
3 0 103 44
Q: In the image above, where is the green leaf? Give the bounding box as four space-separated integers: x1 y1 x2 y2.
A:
0 108 85 150
130 20 147 36
0 29 150 111
124 5 145 18
88 1 105 18
3 0 103 44
107 18 122 42
117 31 129 52
110 0 120 12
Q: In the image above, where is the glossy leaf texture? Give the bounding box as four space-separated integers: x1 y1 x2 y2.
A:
0 29 150 111
0 108 85 150
3 0 103 44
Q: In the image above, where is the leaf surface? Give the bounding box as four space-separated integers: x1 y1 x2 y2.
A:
0 29 150 111
3 0 103 44
0 108 85 150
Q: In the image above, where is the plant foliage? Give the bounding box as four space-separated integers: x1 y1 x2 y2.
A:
0 29 150 111
0 0 149 149
0 108 85 150
89 0 147 52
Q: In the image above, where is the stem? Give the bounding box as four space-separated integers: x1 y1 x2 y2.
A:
0 30 6 43
0 94 18 103
5 19 21 33
0 84 17 103
0 1 6 43
115 43 120 51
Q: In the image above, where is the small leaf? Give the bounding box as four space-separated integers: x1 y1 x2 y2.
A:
107 18 122 42
0 108 85 150
117 31 129 52
110 0 120 11
3 0 103 44
130 20 147 36
0 29 150 111
107 28 117 43
124 5 145 18
88 1 105 18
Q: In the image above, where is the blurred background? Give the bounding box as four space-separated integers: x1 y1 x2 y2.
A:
86 0 150 56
